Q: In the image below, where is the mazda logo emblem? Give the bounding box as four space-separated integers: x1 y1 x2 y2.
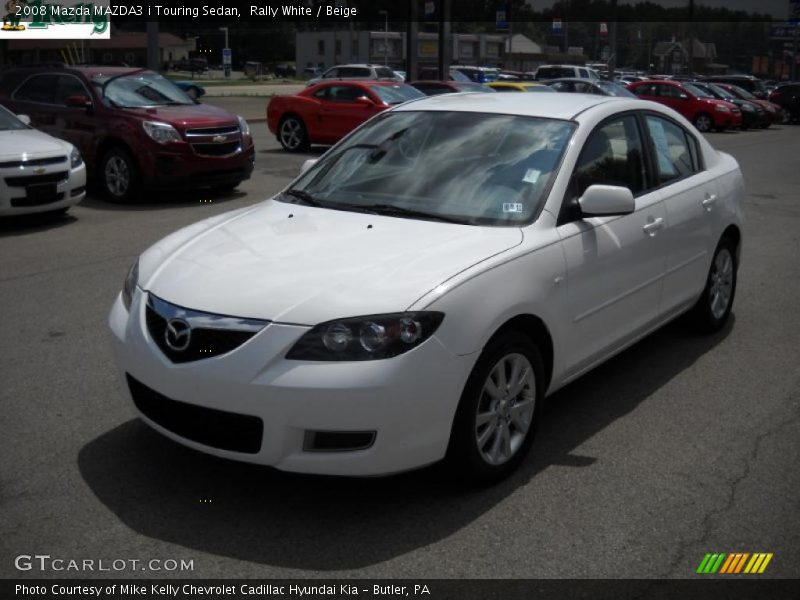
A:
165 318 191 351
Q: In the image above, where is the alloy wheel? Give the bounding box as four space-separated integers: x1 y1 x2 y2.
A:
709 248 734 320
695 115 712 132
475 353 536 466
105 156 130 197
280 118 303 150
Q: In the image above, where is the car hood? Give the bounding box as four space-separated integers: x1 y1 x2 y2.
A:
142 200 523 324
0 129 71 160
120 103 238 129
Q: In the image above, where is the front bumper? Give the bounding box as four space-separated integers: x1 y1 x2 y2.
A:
0 161 86 217
109 290 475 476
138 141 255 190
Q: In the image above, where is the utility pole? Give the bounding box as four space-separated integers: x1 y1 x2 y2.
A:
437 0 451 80
146 21 160 71
609 0 617 79
406 0 418 81
379 10 388 66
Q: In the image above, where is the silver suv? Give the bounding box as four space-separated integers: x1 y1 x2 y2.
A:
306 64 402 87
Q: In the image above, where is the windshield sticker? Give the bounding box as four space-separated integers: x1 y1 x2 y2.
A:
522 168 541 184
503 203 524 213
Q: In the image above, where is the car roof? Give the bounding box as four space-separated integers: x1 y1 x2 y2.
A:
392 91 625 120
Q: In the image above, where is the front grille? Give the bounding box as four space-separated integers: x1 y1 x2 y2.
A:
11 192 64 207
186 126 240 136
191 141 241 157
145 293 268 364
5 171 68 187
0 156 67 169
127 374 263 454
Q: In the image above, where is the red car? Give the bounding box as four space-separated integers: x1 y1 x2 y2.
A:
627 80 741 132
708 82 786 125
267 80 424 152
0 66 255 202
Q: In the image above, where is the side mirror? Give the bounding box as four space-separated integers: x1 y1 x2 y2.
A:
17 114 31 125
300 158 318 174
65 95 92 109
578 184 635 217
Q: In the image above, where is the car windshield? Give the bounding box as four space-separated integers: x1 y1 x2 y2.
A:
94 71 194 107
596 81 636 97
525 85 555 93
282 111 576 226
368 84 425 105
449 70 471 82
0 105 28 130
729 84 756 99
707 84 734 100
684 83 713 98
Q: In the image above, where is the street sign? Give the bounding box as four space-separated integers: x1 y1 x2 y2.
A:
424 1 435 18
553 18 562 32
222 48 232 78
496 4 509 31
600 22 608 37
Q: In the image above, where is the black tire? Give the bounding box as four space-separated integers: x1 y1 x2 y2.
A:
100 146 140 202
694 113 713 133
278 115 310 152
688 237 738 333
446 330 545 485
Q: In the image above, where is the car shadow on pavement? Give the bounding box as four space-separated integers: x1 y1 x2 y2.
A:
0 211 78 237
78 316 733 571
78 189 247 212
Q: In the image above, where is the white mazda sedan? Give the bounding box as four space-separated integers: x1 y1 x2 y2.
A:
109 93 743 483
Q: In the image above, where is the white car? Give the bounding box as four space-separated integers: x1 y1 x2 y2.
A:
0 105 86 217
109 94 744 483
306 64 402 87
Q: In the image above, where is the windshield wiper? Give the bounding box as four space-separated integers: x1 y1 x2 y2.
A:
348 203 469 225
283 189 328 207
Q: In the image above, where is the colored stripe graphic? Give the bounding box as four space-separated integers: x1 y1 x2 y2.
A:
699 552 773 574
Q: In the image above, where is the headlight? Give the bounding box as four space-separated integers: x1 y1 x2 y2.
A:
237 115 250 136
286 312 444 361
70 147 83 168
142 121 182 144
741 104 755 112
714 105 730 113
122 259 139 311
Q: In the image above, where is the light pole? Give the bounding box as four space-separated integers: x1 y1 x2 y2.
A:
379 10 388 66
219 26 230 78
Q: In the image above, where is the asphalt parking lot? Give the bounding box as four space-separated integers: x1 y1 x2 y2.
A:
1 113 798 579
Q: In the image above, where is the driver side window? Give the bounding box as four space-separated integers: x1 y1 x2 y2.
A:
562 115 646 221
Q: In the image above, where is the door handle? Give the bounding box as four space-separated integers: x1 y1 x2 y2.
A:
702 193 718 211
643 217 664 236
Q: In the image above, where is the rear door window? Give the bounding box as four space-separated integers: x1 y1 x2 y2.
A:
327 85 367 102
644 115 700 185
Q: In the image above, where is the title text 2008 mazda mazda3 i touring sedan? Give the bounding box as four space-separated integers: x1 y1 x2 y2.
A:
110 93 743 483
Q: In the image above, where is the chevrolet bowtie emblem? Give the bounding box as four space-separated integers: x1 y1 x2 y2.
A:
33 167 47 175
212 135 227 143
